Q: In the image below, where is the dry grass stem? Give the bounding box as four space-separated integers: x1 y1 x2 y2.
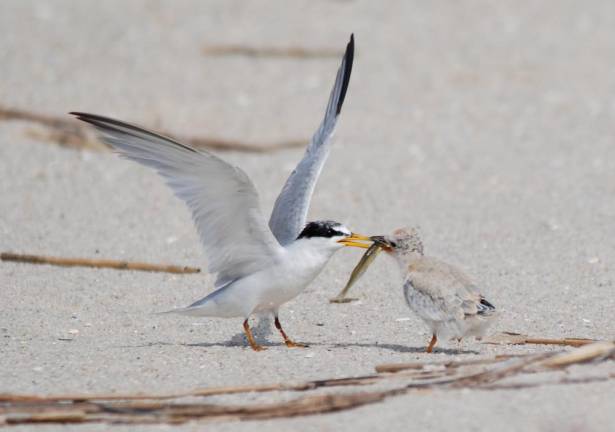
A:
1 342 612 426
202 44 343 59
1 252 200 274
0 105 306 153
482 331 597 347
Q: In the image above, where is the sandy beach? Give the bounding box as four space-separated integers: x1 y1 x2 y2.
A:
1 1 614 430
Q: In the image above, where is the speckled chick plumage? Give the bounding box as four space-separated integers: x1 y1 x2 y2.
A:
381 228 496 352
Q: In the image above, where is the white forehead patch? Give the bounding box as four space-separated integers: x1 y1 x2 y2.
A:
336 225 351 236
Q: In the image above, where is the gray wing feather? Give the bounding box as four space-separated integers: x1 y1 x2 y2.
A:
403 259 487 322
71 112 282 285
268 35 354 245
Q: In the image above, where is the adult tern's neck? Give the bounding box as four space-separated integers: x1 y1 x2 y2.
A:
284 238 337 262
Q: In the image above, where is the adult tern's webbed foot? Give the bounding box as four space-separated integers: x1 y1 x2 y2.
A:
285 340 309 348
274 316 309 348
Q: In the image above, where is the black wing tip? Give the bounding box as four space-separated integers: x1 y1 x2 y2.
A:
69 111 96 119
68 111 199 153
69 111 88 120
335 33 355 116
478 297 496 315
69 111 116 126
69 111 134 133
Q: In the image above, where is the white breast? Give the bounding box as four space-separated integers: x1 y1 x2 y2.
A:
250 238 336 312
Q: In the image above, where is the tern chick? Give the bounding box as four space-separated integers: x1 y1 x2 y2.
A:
71 35 370 351
373 228 496 353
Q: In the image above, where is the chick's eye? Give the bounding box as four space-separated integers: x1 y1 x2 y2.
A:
389 241 397 247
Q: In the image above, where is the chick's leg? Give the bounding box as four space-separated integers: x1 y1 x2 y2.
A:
426 334 437 353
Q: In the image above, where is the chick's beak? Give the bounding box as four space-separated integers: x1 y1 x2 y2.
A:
337 233 372 249
369 235 393 251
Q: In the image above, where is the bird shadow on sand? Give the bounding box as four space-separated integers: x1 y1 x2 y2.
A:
325 342 479 355
183 341 279 349
122 339 478 355
184 341 478 355
119 340 273 349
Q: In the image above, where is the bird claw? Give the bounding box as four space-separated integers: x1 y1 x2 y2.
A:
285 340 309 348
251 344 267 352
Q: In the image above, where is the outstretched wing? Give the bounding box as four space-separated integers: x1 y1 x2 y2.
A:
268 34 355 246
71 112 283 284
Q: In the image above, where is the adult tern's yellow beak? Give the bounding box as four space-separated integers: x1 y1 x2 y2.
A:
337 233 372 249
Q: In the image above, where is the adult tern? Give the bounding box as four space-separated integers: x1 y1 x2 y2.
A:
71 34 370 351
372 228 497 353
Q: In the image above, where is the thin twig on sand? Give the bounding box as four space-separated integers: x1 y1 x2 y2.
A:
0 106 101 150
0 105 306 153
482 331 597 347
377 335 611 375
538 341 615 368
202 44 343 59
0 252 200 274
1 342 613 425
375 354 520 374
0 374 381 403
